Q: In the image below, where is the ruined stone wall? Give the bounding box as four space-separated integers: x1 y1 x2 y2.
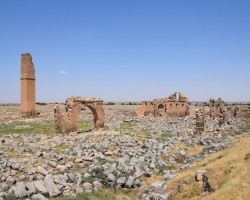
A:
236 106 250 118
165 101 189 117
137 92 189 118
20 53 36 117
136 101 155 116
210 98 250 118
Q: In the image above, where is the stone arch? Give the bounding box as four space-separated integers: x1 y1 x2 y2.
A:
64 96 105 134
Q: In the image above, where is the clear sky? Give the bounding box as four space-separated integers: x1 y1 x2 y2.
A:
0 0 250 103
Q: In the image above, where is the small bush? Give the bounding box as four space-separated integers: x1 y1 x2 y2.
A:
182 186 200 198
218 179 228 188
224 166 234 175
244 152 250 161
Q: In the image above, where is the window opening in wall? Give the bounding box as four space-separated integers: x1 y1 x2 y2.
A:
158 104 165 116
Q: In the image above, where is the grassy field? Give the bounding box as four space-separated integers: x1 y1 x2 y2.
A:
0 122 55 135
0 120 94 135
167 132 250 200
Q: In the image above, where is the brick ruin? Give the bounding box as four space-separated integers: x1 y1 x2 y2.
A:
209 98 250 118
64 96 105 134
137 92 189 118
20 53 37 117
196 109 205 134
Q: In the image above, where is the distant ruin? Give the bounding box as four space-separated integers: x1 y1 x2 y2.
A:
20 53 37 117
209 98 250 118
137 92 189 118
64 96 105 134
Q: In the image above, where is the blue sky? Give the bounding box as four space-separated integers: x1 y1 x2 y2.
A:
0 0 250 103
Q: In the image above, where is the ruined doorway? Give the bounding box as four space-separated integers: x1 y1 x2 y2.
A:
158 104 165 116
77 105 95 132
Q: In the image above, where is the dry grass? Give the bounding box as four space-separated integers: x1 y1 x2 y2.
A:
169 141 204 157
141 173 163 187
167 133 250 200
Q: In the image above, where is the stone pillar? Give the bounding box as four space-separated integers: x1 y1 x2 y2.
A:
219 114 225 126
20 53 37 117
54 103 62 135
196 109 204 134
64 105 80 134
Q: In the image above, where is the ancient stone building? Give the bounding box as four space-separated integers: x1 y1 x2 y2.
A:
137 92 189 118
196 109 204 134
20 53 37 117
64 96 105 134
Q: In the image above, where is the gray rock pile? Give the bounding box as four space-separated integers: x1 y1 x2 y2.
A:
0 114 246 198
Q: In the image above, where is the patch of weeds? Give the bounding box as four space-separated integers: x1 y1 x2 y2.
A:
244 152 250 161
119 188 133 195
0 122 55 135
182 176 192 185
120 122 134 130
224 166 234 175
117 170 134 179
156 164 177 175
83 176 94 184
139 129 150 135
2 185 11 193
91 167 108 186
182 186 200 198
3 194 25 200
77 120 93 132
96 158 111 165
58 188 116 200
158 132 173 140
218 179 228 188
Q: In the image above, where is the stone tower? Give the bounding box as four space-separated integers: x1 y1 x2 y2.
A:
20 53 36 117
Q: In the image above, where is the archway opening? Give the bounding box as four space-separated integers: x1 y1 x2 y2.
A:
77 105 94 133
158 104 165 116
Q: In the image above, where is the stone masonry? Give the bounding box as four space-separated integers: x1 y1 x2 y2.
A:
209 98 250 118
20 53 37 117
196 109 205 134
54 103 62 135
137 92 189 118
64 96 105 134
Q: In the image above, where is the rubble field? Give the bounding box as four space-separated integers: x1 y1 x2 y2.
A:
0 104 249 200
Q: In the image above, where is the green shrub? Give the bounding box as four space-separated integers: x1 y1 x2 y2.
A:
244 152 250 161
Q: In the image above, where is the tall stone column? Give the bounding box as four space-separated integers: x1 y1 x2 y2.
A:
54 103 62 135
20 53 37 117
